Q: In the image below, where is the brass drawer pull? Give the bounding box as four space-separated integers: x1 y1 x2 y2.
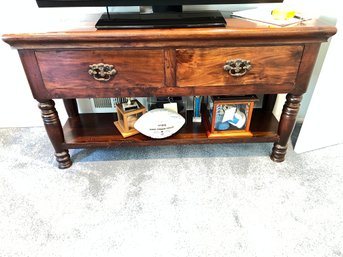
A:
88 63 117 82
224 59 252 77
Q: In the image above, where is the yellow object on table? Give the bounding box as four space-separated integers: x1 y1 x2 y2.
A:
271 8 296 20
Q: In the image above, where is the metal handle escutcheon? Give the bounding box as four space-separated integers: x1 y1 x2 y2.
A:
88 63 117 82
223 59 252 77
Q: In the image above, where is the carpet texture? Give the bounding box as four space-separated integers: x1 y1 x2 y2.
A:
0 127 343 257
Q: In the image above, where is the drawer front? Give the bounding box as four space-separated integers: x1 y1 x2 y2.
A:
176 46 303 88
36 49 165 93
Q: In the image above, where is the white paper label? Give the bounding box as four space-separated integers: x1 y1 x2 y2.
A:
163 102 178 113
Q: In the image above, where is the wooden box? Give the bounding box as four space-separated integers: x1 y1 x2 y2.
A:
203 95 258 138
114 99 146 138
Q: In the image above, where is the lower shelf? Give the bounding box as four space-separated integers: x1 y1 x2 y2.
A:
62 109 279 149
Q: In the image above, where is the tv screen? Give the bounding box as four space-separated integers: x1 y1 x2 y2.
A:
36 0 284 29
37 0 283 7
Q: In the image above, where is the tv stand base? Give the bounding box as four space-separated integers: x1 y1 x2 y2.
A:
95 10 226 29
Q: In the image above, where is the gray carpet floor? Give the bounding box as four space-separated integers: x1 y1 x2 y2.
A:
1 127 343 257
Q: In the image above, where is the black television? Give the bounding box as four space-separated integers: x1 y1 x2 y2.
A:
36 0 284 29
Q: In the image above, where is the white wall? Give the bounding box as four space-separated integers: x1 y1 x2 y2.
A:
0 2 105 127
272 0 339 120
0 1 338 127
294 17 343 152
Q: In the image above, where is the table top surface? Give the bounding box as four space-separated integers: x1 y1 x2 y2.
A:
2 16 336 44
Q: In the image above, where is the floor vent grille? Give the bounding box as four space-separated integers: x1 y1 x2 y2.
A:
93 98 113 109
91 98 126 113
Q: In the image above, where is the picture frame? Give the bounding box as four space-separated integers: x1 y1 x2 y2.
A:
203 95 258 138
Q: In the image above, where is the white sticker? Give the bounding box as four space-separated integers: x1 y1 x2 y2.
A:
163 102 178 113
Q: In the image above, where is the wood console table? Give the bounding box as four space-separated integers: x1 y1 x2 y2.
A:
2 18 336 168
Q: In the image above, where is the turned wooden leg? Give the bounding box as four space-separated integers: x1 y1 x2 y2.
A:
63 99 79 118
38 100 72 169
271 94 303 162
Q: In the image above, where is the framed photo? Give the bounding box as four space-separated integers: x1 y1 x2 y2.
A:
203 95 258 138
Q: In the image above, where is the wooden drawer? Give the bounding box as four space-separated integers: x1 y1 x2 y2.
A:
176 46 303 88
35 49 165 94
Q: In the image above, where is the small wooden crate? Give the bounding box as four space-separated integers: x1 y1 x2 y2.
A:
114 100 146 138
203 95 258 138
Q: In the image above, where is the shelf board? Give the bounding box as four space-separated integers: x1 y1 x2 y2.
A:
62 110 279 149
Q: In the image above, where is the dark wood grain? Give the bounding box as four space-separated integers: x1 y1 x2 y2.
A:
164 48 177 87
2 17 337 167
33 83 296 99
271 94 302 162
35 49 165 94
262 94 277 113
38 100 72 168
176 46 303 87
292 43 322 95
18 50 52 100
63 99 79 118
62 110 279 149
2 18 336 49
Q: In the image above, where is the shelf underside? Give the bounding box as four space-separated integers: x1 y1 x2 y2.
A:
62 110 279 149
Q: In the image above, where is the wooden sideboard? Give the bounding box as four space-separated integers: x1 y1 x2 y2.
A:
2 17 336 168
